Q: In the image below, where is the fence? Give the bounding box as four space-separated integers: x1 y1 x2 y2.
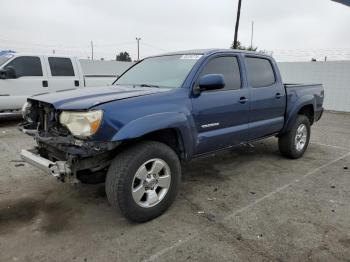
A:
278 61 350 112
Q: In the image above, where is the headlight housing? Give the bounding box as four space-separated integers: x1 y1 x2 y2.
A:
59 110 103 137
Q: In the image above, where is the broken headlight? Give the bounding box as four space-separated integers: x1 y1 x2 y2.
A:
59 110 103 137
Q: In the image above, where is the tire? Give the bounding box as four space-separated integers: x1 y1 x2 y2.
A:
105 141 181 222
279 115 311 159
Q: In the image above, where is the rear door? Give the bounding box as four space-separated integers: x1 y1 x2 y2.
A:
191 55 250 155
0 55 47 110
244 56 286 140
47 57 80 92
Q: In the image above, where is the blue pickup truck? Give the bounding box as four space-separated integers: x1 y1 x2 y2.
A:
20 49 324 222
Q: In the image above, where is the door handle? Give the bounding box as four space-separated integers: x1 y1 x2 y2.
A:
42 80 48 87
275 93 282 99
239 96 248 104
74 80 79 87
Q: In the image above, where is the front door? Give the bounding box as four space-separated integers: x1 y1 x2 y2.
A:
191 55 250 155
0 56 47 110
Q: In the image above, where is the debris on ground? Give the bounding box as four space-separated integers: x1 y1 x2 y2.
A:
206 213 216 222
207 197 216 201
344 166 348 170
250 192 256 195
196 210 216 222
14 163 25 167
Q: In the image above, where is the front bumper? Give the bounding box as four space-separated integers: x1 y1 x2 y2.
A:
20 149 71 180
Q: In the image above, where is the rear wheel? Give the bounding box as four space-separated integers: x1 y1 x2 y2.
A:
279 115 311 159
105 141 181 222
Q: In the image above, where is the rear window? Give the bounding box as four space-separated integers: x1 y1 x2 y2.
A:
5 56 43 77
48 57 75 76
245 57 275 87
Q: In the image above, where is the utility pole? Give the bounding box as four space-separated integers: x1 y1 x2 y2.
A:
250 21 254 49
90 40 94 60
233 0 242 49
136 37 141 61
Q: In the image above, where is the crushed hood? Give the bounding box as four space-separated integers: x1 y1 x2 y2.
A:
29 85 170 110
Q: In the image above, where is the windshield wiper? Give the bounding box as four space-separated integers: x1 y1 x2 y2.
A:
138 84 160 88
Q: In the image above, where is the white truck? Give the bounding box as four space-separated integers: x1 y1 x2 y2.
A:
0 53 120 113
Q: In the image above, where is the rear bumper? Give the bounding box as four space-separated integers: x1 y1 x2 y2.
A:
20 149 71 180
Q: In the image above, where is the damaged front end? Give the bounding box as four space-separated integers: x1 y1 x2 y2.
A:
20 100 119 183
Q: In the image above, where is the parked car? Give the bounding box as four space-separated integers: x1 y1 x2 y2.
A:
0 53 118 112
20 49 324 222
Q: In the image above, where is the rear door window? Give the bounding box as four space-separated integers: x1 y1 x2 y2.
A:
48 57 75 76
245 57 275 87
5 56 43 77
199 56 241 90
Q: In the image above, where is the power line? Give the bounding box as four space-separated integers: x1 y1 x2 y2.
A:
142 42 170 52
95 41 135 47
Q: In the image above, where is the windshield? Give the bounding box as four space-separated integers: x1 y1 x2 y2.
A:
0 54 13 67
115 54 202 88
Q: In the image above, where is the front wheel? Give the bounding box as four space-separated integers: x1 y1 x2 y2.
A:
279 115 311 159
105 141 181 222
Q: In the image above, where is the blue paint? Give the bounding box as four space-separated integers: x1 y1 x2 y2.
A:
332 0 350 7
30 49 324 160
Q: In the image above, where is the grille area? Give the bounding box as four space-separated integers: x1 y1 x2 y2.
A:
25 100 69 136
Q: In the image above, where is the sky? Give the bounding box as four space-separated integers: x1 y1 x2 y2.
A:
0 0 349 62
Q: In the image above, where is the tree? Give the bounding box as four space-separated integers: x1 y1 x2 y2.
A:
116 51 132 62
230 41 257 51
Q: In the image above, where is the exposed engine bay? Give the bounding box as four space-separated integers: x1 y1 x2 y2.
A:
20 99 119 182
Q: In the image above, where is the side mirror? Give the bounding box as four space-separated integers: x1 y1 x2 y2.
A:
194 74 225 95
0 66 16 79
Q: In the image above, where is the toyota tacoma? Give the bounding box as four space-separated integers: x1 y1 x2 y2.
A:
20 49 324 222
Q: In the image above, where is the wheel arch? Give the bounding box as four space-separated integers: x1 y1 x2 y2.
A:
298 104 315 125
281 96 316 135
112 112 195 160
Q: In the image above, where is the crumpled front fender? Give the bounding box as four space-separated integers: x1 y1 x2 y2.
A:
112 112 196 159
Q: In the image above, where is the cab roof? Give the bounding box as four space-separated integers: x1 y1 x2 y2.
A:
0 52 77 59
150 48 272 59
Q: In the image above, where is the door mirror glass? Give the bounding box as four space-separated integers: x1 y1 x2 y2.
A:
0 66 16 79
195 74 225 94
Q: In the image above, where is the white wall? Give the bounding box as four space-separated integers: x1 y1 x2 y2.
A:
278 61 350 112
79 59 133 77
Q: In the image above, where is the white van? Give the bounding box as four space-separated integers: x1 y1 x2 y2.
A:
0 53 119 112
